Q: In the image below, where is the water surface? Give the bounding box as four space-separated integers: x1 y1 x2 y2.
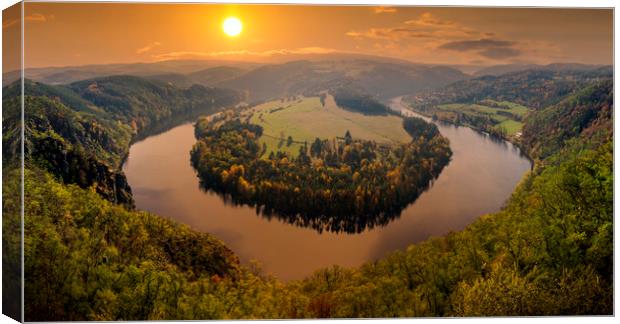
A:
123 98 531 281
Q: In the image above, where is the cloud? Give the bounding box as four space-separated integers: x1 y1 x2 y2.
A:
439 39 515 51
152 47 338 61
439 38 521 59
136 42 162 54
478 47 522 59
346 28 433 40
374 6 397 14
344 12 564 64
346 13 474 42
404 12 455 27
345 12 512 64
3 13 51 29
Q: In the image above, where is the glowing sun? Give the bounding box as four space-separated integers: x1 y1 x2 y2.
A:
223 17 243 37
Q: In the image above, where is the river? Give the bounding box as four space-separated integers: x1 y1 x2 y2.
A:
122 97 531 281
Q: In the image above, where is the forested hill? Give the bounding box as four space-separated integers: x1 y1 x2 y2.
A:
473 63 607 77
521 80 613 160
5 166 241 321
406 67 612 110
3 95 134 204
215 59 467 102
67 75 241 133
2 76 242 205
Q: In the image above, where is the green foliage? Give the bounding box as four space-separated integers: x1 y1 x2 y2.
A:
405 68 611 139
407 68 612 110
68 75 241 132
522 80 613 159
3 95 135 204
294 136 612 316
191 112 451 233
248 96 412 157
18 167 241 321
330 85 390 115
2 164 22 319
408 100 531 139
3 79 99 115
2 77 241 205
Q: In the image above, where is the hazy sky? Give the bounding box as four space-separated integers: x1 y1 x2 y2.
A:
8 3 614 69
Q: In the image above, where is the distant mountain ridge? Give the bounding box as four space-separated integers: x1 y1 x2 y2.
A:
145 66 247 88
213 59 467 101
5 56 469 102
473 63 608 77
3 59 261 85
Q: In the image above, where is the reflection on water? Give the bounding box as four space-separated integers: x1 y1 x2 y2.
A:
196 181 432 235
123 98 532 281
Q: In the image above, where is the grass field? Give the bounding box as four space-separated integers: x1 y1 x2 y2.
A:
480 100 530 117
434 101 530 136
496 119 523 135
248 95 411 156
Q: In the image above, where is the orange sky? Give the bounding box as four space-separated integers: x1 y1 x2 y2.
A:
7 3 614 69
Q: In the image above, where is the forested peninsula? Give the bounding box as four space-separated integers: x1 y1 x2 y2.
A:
190 106 451 233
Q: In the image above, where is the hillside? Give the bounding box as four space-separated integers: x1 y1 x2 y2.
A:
2 76 242 205
403 67 612 139
473 63 607 77
6 57 467 104
146 66 247 88
406 67 612 110
68 75 241 132
218 59 467 102
3 95 134 204
521 80 613 160
3 166 240 321
3 79 99 114
3 59 261 85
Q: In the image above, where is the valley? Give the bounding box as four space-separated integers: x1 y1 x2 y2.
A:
2 57 612 319
123 96 531 280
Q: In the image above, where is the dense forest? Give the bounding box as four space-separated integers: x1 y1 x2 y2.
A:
329 85 391 115
190 112 451 233
521 80 613 160
2 77 241 205
2 68 613 319
406 67 612 110
403 67 612 139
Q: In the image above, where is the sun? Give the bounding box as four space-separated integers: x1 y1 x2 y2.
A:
223 17 243 37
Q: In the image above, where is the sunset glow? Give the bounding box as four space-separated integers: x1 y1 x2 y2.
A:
12 4 613 70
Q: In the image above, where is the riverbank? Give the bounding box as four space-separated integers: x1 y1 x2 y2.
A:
124 98 532 280
390 97 533 164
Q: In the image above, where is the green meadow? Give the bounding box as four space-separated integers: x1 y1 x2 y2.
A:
434 100 530 135
249 95 410 156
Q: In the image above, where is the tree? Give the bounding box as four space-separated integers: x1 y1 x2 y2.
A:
311 138 323 157
344 131 352 145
